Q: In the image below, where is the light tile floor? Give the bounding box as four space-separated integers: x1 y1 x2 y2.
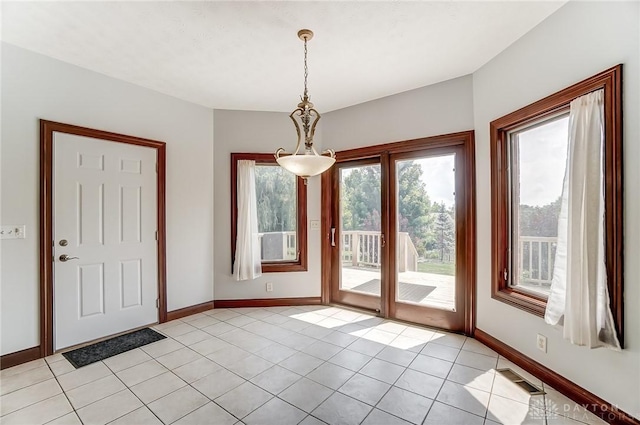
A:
0 305 609 425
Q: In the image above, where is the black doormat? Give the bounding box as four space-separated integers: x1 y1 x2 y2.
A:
62 328 166 368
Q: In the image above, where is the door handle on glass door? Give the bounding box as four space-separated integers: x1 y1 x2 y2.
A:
59 254 79 262
331 228 336 247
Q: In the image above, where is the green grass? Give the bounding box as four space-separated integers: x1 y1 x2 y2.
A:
417 262 455 276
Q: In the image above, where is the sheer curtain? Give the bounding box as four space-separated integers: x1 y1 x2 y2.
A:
544 89 620 350
233 160 262 281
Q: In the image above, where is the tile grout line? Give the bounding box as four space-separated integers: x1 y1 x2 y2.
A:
102 365 163 425
131 332 245 424
0 363 54 399
66 319 341 425
425 340 500 421
483 356 499 421
22 360 78 424
351 333 496 423
160 318 308 424
232 309 483 424
354 357 417 425
199 313 582 425
11 313 369 423
52 336 189 424
167 355 246 424
378 339 454 424
6 306 593 425
211 307 365 422
103 335 238 425
413 331 465 420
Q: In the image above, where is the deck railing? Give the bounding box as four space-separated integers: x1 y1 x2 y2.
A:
341 231 418 272
397 232 419 272
519 236 557 285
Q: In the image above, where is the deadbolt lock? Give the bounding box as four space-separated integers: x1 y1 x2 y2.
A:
59 239 68 247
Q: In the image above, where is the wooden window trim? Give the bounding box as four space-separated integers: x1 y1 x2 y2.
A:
490 65 624 345
230 153 308 273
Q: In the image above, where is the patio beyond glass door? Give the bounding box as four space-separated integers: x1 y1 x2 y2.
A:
389 148 467 330
330 161 384 312
327 139 473 333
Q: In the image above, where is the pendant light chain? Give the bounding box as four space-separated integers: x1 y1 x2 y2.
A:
303 38 309 99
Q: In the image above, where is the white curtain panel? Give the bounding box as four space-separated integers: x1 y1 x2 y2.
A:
544 89 620 350
233 160 262 281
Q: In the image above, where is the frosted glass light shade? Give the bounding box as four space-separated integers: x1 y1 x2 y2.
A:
276 154 336 178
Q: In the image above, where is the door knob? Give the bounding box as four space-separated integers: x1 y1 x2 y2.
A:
59 254 79 262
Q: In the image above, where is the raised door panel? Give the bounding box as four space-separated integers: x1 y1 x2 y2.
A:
54 132 158 350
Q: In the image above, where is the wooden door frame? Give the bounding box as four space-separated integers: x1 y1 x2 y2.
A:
388 146 468 331
328 157 388 313
321 131 476 335
40 120 167 357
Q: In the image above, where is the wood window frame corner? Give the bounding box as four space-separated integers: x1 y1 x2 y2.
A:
230 152 308 274
488 65 624 346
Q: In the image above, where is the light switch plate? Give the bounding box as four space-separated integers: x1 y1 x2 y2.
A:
0 225 26 240
310 220 320 229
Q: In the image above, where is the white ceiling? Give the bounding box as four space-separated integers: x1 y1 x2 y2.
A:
1 1 566 112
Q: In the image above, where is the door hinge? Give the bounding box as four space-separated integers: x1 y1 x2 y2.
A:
156 299 160 308
503 268 508 281
155 163 158 172
155 231 158 241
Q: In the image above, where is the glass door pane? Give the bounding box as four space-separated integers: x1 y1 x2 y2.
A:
395 155 456 310
332 162 382 312
390 147 468 331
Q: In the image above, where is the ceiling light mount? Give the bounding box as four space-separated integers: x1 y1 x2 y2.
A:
275 29 335 178
297 29 314 42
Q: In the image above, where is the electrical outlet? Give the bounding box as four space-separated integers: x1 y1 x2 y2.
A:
266 282 273 292
536 334 547 353
310 220 320 230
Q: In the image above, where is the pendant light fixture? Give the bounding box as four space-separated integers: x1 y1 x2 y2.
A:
275 29 335 178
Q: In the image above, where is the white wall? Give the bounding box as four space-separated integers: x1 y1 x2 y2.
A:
473 1 639 417
0 43 215 355
213 110 322 300
323 75 475 151
212 76 474 301
4 5 638 416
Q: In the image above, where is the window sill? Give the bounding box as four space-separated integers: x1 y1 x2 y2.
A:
262 262 308 273
491 286 546 317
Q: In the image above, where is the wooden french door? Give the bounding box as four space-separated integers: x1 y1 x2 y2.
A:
323 132 475 334
329 158 388 313
388 147 470 330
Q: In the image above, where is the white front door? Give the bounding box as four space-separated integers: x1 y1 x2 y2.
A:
53 132 158 350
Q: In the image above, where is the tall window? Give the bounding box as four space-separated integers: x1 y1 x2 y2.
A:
231 153 307 273
255 165 298 262
508 113 569 298
490 65 624 346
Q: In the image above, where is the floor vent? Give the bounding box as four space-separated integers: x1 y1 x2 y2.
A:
497 368 545 396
